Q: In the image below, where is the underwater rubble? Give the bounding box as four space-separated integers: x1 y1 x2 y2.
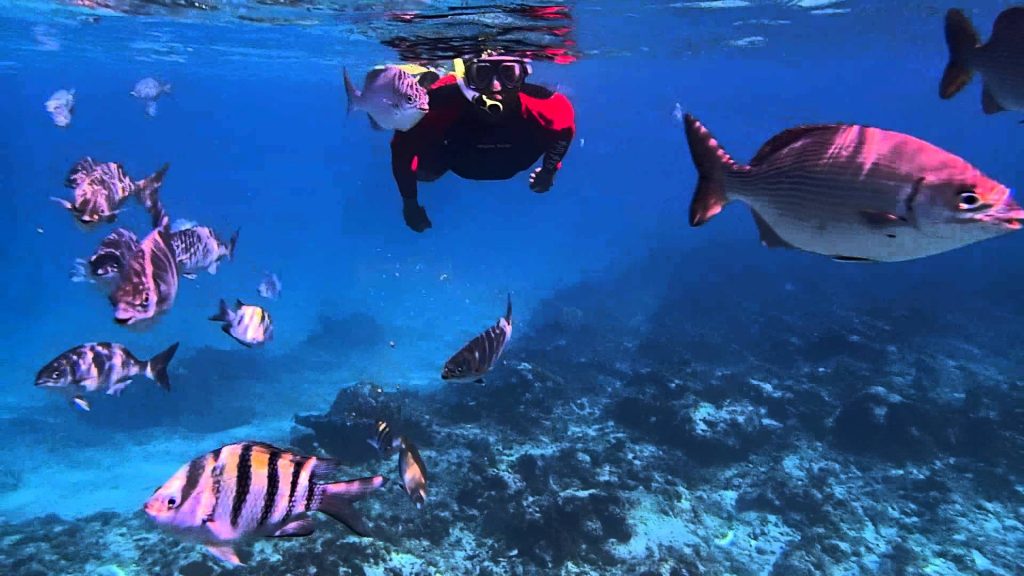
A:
1 252 1022 575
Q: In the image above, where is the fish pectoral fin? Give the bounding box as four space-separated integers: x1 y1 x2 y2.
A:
750 210 794 249
204 543 243 566
858 210 909 227
181 272 198 280
368 115 386 131
72 396 91 411
982 84 1006 114
831 255 877 263
50 197 75 211
271 518 316 538
207 261 219 275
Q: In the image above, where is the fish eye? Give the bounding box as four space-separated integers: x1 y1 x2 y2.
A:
166 497 177 509
141 293 151 306
52 370 60 379
958 190 983 210
406 95 414 104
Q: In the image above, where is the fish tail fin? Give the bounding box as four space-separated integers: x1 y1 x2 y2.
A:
227 228 239 261
163 82 172 94
683 113 738 227
146 342 179 391
316 475 387 537
137 163 170 213
209 299 232 323
343 68 360 115
940 8 979 99
505 292 512 323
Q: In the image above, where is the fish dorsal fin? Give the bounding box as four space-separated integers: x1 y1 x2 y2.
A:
750 210 794 249
990 7 1024 44
749 125 844 166
235 299 246 308
982 84 1006 114
365 67 390 85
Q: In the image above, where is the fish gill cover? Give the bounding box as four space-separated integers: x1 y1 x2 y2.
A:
0 1 1022 575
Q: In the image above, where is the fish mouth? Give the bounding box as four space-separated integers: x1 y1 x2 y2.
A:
417 106 429 112
113 315 133 326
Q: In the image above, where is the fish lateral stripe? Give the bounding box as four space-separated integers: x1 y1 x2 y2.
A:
230 443 254 528
259 449 280 526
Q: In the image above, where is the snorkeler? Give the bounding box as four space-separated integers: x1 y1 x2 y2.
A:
390 52 576 232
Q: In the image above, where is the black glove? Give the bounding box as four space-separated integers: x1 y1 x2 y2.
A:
402 198 432 232
528 167 555 193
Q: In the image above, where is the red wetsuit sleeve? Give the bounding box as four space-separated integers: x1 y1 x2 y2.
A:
520 91 575 174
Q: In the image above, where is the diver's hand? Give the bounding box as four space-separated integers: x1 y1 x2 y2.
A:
402 199 432 232
529 167 555 193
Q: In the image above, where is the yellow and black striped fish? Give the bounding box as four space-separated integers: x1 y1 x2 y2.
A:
441 294 512 383
145 441 386 567
209 299 273 347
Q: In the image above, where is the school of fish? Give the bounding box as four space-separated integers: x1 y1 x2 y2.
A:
29 5 1024 568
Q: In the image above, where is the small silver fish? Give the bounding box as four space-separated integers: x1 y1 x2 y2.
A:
170 222 238 279
144 441 387 567
210 299 273 347
35 341 178 410
131 77 171 117
70 227 139 290
111 211 179 325
683 113 1024 262
257 272 281 300
941 7 1024 116
44 89 74 127
343 65 433 132
53 158 169 227
441 294 512 383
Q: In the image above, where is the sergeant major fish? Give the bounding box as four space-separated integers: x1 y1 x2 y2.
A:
53 157 169 227
682 113 1024 262
210 299 273 347
70 227 139 290
144 441 387 566
171 220 239 279
343 64 435 132
940 7 1024 118
111 210 178 325
441 294 512 383
35 341 178 411
368 421 428 509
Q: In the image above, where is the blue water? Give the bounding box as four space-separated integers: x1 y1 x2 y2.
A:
0 2 1022 574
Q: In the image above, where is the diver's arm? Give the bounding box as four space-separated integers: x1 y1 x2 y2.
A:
524 91 575 193
390 132 432 232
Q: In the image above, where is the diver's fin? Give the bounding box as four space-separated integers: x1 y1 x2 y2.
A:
271 518 316 538
750 210 794 249
204 544 243 566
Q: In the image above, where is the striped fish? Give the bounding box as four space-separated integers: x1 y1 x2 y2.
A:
110 211 179 325
940 7 1024 117
343 65 433 132
683 114 1024 262
44 88 74 127
367 421 428 508
171 222 239 279
35 341 178 411
210 299 273 347
144 442 387 566
52 158 169 227
70 228 139 290
441 294 512 383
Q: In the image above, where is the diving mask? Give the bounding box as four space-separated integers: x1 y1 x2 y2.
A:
464 57 532 92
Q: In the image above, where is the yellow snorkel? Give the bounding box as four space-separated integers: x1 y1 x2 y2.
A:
454 56 504 116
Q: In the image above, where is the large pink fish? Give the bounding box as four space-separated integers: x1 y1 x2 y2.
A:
110 211 178 325
53 158 168 227
683 114 1024 262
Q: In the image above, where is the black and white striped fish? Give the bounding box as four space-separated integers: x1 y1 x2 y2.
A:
367 421 428 509
441 294 512 383
170 221 239 279
941 7 1024 117
144 441 387 566
70 227 139 290
52 157 168 227
111 211 179 325
35 341 178 411
210 299 273 347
